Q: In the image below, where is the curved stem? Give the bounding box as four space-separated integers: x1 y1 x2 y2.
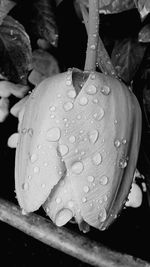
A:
82 1 117 76
84 0 99 71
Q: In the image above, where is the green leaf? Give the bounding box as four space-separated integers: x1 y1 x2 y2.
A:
0 15 32 84
31 0 58 47
111 38 146 83
139 24 150 43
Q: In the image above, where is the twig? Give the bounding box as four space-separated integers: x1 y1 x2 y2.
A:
0 198 149 267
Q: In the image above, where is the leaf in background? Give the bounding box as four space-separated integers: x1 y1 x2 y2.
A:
111 38 147 83
75 0 135 15
135 0 150 19
31 0 58 48
0 15 32 85
0 0 16 25
139 24 150 43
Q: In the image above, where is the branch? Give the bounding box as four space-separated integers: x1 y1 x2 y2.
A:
0 198 149 267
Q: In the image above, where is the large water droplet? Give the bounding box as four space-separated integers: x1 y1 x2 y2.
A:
93 108 104 121
55 209 73 226
79 96 88 106
22 182 29 191
67 90 76 99
69 135 76 143
101 85 111 95
99 208 107 222
88 129 99 144
46 127 61 142
122 139 127 144
90 44 96 50
72 161 84 174
66 79 72 86
119 158 128 168
63 102 74 111
86 85 97 95
92 152 102 166
59 144 69 156
99 175 108 185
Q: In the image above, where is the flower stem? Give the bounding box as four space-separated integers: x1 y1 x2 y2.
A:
84 0 99 71
82 1 117 76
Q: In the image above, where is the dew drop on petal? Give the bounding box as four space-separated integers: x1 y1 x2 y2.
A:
99 175 108 185
66 80 72 86
72 161 84 174
69 135 76 143
92 152 102 166
86 85 97 95
114 139 121 148
59 144 69 156
79 96 88 106
90 44 96 50
49 106 56 112
101 85 111 95
63 102 74 111
82 197 87 203
122 139 127 144
88 129 99 144
83 185 90 193
22 182 29 191
87 176 94 183
90 72 96 80
67 90 76 99
28 128 34 137
92 98 99 104
41 183 46 188
119 158 128 169
77 114 82 120
34 166 40 173
55 197 62 204
93 108 104 121
99 208 107 222
46 127 61 142
30 153 38 163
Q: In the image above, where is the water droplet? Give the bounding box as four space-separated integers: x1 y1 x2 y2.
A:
22 182 29 191
66 80 72 86
69 135 76 143
50 114 55 119
90 73 96 79
93 108 104 121
49 106 56 112
81 151 85 156
67 90 76 98
46 127 61 142
21 128 27 134
90 44 96 50
82 197 87 203
114 119 118 124
119 158 128 168
101 85 111 95
34 166 40 173
122 139 127 144
28 128 33 137
63 101 74 111
92 98 99 104
72 161 84 174
114 139 121 148
86 85 97 95
41 183 46 188
103 195 108 202
68 201 74 208
88 129 99 144
92 152 102 166
83 185 90 193
30 153 38 163
99 175 108 185
77 114 82 120
59 144 69 156
99 208 107 222
27 175 32 180
87 176 94 182
55 197 61 204
79 96 88 106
